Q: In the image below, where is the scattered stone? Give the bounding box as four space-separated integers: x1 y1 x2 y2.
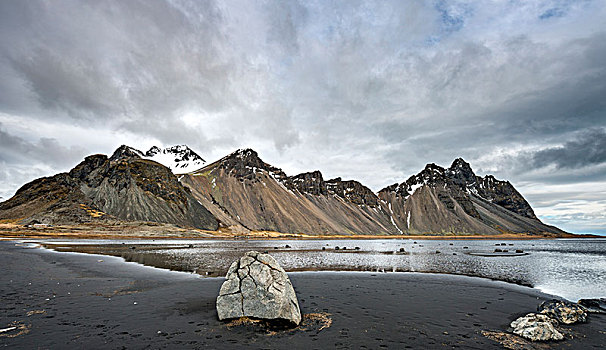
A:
321 247 326 251
578 298 606 314
482 330 539 349
188 244 194 248
435 250 441 254
26 310 45 317
510 313 564 341
515 249 524 253
463 246 468 249
354 247 360 250
216 251 301 326
494 248 502 253
449 243 453 245
399 248 405 253
284 245 291 248
538 299 587 324
335 246 340 250
0 322 30 338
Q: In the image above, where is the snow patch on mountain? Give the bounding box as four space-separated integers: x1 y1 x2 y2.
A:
143 145 206 174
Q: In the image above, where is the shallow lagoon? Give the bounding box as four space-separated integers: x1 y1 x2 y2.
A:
39 238 606 301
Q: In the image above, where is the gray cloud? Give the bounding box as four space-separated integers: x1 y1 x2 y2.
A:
0 0 605 234
0 123 86 167
531 128 606 169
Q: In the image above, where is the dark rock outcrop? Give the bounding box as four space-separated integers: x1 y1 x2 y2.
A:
326 178 379 207
538 299 588 324
285 171 327 196
578 298 606 314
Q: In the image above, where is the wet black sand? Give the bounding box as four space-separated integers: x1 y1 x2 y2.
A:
1 241 604 349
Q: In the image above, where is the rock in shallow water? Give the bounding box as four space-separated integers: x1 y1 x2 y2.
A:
216 251 301 326
578 298 606 314
538 299 587 324
510 313 564 341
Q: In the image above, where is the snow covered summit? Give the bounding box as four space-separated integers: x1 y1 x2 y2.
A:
143 145 206 174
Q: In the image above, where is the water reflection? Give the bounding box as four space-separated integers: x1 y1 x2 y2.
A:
41 238 606 301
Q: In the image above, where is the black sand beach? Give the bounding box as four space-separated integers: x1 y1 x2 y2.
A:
1 241 604 349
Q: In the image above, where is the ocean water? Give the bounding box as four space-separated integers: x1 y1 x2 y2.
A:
39 238 606 301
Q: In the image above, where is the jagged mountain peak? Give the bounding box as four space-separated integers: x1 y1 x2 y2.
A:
219 148 265 167
285 170 327 195
145 146 162 156
109 145 143 161
424 163 445 172
293 170 324 180
448 158 477 188
205 148 288 181
449 157 474 173
325 178 379 207
142 145 206 174
232 148 258 157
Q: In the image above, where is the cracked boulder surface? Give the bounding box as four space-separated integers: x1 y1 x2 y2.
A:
216 251 301 326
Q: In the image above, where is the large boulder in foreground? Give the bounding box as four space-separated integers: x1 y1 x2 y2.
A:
216 251 301 326
510 313 564 341
538 299 587 324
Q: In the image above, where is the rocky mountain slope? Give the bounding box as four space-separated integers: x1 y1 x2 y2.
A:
0 144 566 236
180 149 399 235
180 149 564 236
377 158 565 235
0 145 218 230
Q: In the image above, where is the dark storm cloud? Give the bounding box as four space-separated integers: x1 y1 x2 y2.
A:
0 123 85 167
531 128 606 169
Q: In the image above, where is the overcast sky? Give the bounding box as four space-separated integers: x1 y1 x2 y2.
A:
1 1 605 234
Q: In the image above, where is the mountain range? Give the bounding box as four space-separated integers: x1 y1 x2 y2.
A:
0 145 566 236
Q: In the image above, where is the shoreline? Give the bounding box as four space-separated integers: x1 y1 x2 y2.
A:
1 223 599 241
41 241 537 289
16 237 606 300
21 240 550 291
2 220 601 241
2 240 604 349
